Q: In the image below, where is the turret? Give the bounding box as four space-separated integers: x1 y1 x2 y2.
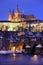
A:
15 4 20 13
14 5 20 18
8 5 21 22
22 9 24 15
8 10 12 21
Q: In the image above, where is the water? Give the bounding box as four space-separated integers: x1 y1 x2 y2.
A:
0 54 43 65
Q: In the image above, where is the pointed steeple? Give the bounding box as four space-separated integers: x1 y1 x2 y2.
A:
12 9 14 16
9 9 12 15
22 9 24 14
8 9 12 21
14 4 20 18
16 4 19 13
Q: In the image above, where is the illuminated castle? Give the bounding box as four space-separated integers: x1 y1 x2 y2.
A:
0 5 43 32
0 5 43 51
8 5 36 22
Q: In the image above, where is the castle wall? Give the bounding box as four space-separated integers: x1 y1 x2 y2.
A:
0 22 43 32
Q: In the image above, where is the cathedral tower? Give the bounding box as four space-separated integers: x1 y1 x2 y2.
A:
8 10 13 21
8 5 21 22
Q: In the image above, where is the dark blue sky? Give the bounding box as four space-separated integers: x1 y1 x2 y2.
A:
0 0 43 20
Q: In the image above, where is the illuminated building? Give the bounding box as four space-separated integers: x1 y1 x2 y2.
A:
8 5 36 22
0 5 43 32
0 5 43 51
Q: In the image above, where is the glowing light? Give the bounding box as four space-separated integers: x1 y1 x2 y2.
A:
0 22 23 31
16 45 23 51
11 46 16 51
31 55 38 61
13 54 16 57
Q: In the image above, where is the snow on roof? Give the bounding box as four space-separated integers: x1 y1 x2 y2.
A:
36 44 42 48
25 45 31 48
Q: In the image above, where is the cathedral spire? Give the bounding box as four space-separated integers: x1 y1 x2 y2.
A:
12 9 14 16
22 9 24 15
8 9 12 21
9 9 12 14
16 4 19 12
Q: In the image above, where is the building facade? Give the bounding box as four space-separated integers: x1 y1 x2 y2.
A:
0 5 43 51
0 5 43 32
8 5 36 22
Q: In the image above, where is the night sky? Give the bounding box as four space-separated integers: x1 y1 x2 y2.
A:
0 0 43 20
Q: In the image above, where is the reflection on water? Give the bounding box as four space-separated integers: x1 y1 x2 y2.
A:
0 54 43 65
11 54 23 61
13 54 16 57
12 54 16 60
31 55 38 61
